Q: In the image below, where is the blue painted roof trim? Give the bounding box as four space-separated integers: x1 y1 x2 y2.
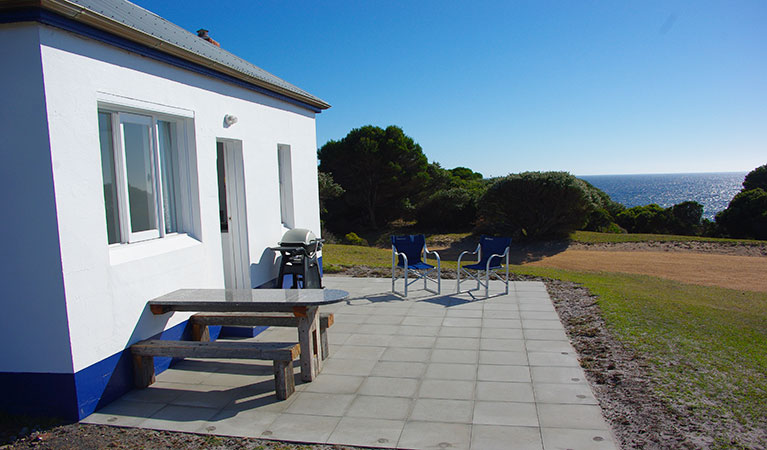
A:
1 7 323 114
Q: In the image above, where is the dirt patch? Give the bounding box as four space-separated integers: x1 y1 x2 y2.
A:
568 240 767 257
2 423 369 449
528 250 767 292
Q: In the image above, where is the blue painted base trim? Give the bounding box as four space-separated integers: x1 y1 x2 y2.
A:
0 372 78 421
0 319 222 421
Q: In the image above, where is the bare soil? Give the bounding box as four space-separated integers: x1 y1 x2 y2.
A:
3 240 764 450
530 250 767 292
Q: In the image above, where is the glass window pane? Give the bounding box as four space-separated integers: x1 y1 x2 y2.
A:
158 120 179 233
98 112 120 244
216 142 229 232
122 121 157 233
278 145 292 226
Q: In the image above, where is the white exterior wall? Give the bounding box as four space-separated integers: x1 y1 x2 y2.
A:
0 23 74 374
33 24 321 373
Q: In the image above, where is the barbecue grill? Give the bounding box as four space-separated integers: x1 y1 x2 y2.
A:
272 228 324 288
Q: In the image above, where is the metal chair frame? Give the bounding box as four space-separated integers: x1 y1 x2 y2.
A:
391 235 441 297
456 237 511 298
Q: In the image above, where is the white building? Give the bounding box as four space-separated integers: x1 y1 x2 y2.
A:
0 0 329 420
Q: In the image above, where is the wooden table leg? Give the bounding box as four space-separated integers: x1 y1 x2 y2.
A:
297 306 322 381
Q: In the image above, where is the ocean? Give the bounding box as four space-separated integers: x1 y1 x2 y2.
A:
580 172 747 221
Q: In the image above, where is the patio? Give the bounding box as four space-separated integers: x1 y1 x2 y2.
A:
83 277 618 450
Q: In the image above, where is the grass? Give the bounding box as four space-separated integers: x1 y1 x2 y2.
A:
571 230 766 245
515 266 767 447
322 242 767 447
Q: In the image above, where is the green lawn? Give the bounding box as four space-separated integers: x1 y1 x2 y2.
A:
323 243 767 447
571 230 766 245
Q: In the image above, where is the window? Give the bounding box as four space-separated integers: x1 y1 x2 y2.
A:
277 144 294 227
98 109 192 244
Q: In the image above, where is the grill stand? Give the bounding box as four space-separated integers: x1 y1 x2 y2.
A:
272 246 323 289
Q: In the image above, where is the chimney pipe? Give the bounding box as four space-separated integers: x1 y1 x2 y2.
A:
196 28 220 47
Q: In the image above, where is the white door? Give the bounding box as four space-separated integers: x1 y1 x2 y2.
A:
216 140 250 289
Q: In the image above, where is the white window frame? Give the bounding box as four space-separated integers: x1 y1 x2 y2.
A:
99 107 194 245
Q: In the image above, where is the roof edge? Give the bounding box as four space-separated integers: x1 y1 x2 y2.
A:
2 0 330 110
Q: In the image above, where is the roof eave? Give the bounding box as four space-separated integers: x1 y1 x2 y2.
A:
5 0 330 110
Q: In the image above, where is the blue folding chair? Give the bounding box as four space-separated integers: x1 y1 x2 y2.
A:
391 234 441 297
457 236 511 297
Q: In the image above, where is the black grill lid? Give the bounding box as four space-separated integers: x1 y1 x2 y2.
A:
279 228 318 247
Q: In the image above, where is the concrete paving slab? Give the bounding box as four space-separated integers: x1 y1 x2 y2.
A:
471 424 543 450
284 392 354 416
476 381 535 403
424 362 478 380
328 417 405 448
533 383 599 405
473 401 539 427
86 277 617 450
479 350 529 366
419 379 475 400
260 413 340 443
371 360 427 378
199 408 279 438
358 376 419 397
346 395 413 420
540 427 618 450
411 398 474 423
398 421 472 450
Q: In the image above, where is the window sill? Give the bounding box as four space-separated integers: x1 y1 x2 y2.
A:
109 233 201 266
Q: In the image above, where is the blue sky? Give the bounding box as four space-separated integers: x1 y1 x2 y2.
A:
131 0 766 176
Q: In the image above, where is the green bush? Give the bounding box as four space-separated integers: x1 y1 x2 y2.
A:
577 179 625 232
669 201 704 235
743 164 767 191
616 201 703 235
715 188 767 240
416 187 478 230
342 232 369 246
616 204 669 233
475 171 590 240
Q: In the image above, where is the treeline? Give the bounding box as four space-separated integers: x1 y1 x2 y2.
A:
318 125 767 241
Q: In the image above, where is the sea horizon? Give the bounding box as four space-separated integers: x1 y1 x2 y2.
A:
579 171 747 220
576 170 748 178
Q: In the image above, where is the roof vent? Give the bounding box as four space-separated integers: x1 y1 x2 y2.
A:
196 29 220 47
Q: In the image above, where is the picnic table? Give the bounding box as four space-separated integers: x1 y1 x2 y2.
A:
147 288 349 382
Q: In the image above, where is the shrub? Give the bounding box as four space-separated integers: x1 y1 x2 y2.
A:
475 171 590 240
615 201 703 235
715 188 767 240
342 232 369 246
415 187 477 230
669 201 703 235
743 164 767 191
616 204 667 233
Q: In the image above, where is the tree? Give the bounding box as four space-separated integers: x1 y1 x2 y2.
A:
317 171 344 216
743 164 767 191
715 188 767 240
577 179 625 232
669 201 703 235
318 125 430 229
475 171 590 240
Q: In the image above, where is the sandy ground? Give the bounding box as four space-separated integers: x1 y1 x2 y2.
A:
527 250 767 292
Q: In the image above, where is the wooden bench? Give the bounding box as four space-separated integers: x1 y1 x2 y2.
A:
131 340 300 400
190 312 335 360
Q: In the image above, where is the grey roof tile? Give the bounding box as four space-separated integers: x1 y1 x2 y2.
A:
63 0 329 108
